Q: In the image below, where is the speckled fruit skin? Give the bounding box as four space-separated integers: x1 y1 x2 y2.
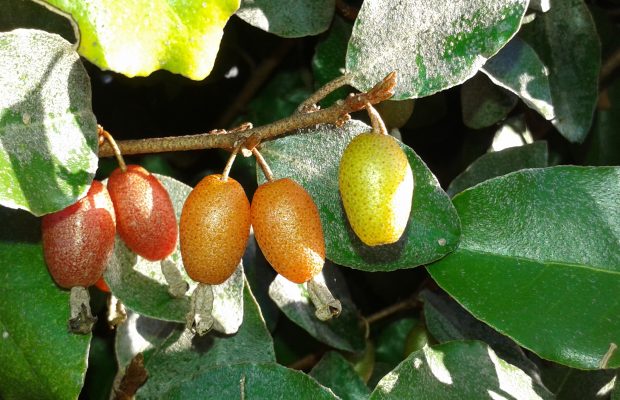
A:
107 165 178 261
251 178 325 284
180 175 251 285
42 180 116 289
339 132 414 246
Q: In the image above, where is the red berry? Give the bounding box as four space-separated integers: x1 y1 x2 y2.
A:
42 180 116 289
94 277 111 293
107 165 178 261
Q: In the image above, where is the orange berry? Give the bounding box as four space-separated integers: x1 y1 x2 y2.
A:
251 178 325 284
42 180 116 289
94 276 111 293
107 165 178 261
180 175 251 285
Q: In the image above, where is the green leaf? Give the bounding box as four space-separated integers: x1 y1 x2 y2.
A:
104 174 244 332
135 282 276 398
428 166 620 369
236 0 335 38
310 351 371 400
0 0 76 42
346 0 528 99
481 37 554 120
587 78 620 166
0 29 97 216
158 362 338 399
447 141 548 197
259 120 461 271
374 317 418 367
461 72 518 129
43 0 240 80
312 16 353 107
520 0 600 143
0 235 90 399
537 360 618 399
268 264 365 352
369 341 553 399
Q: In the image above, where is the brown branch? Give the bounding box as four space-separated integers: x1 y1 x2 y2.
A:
335 0 359 21
364 296 419 325
98 72 396 158
601 46 620 85
288 352 322 371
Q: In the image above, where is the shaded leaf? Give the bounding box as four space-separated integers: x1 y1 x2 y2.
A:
374 317 418 368
587 78 620 166
520 0 600 142
428 166 620 369
346 0 528 99
369 341 553 399
259 120 460 271
482 37 554 120
104 174 244 333
268 264 365 352
236 0 335 38
536 359 617 400
0 29 97 216
159 362 337 399
447 141 548 196
461 72 518 129
135 281 276 398
0 0 76 42
44 0 240 79
310 351 371 400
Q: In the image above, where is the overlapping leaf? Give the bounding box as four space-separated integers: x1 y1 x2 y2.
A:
461 72 518 129
310 352 371 400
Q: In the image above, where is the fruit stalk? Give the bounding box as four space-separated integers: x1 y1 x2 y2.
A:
98 125 126 172
251 147 274 182
186 283 215 336
68 286 97 334
307 273 342 321
365 102 388 136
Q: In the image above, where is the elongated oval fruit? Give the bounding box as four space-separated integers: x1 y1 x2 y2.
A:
42 180 116 288
251 178 325 284
339 132 414 246
180 175 251 285
107 165 178 261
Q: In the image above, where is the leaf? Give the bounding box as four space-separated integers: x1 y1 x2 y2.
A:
104 174 244 333
0 0 76 42
0 29 98 216
447 141 548 197
374 317 418 367
461 72 518 129
420 290 540 378
587 78 620 166
0 229 90 399
519 0 600 143
258 120 461 271
312 16 353 107
135 281 276 398
310 351 371 400
158 362 338 399
481 37 554 120
43 0 240 80
346 0 528 99
268 264 365 352
236 0 335 38
428 166 620 369
369 341 553 399
536 360 618 400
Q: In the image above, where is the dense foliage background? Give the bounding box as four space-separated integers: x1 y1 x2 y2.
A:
0 0 619 398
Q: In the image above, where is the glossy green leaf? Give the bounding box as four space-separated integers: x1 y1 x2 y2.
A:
312 16 352 107
461 72 518 129
236 0 334 38
370 341 553 399
258 120 461 271
0 0 76 42
104 174 244 332
159 362 337 399
428 166 620 369
0 238 90 399
0 29 97 216
135 282 276 398
481 37 554 120
374 317 418 367
346 0 528 99
520 0 600 143
44 0 240 79
268 264 365 352
310 351 371 400
587 78 620 166
447 141 548 197
421 290 540 377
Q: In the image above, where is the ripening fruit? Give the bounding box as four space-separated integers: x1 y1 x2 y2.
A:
403 323 431 357
180 175 251 285
107 165 178 261
251 178 325 284
94 277 111 293
42 180 116 289
339 132 414 246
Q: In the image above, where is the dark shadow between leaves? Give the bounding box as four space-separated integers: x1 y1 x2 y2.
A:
0 207 41 243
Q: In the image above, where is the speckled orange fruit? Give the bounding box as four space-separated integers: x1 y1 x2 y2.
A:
339 132 414 246
251 178 325 284
180 174 251 285
42 180 116 289
107 165 178 261
94 276 110 293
